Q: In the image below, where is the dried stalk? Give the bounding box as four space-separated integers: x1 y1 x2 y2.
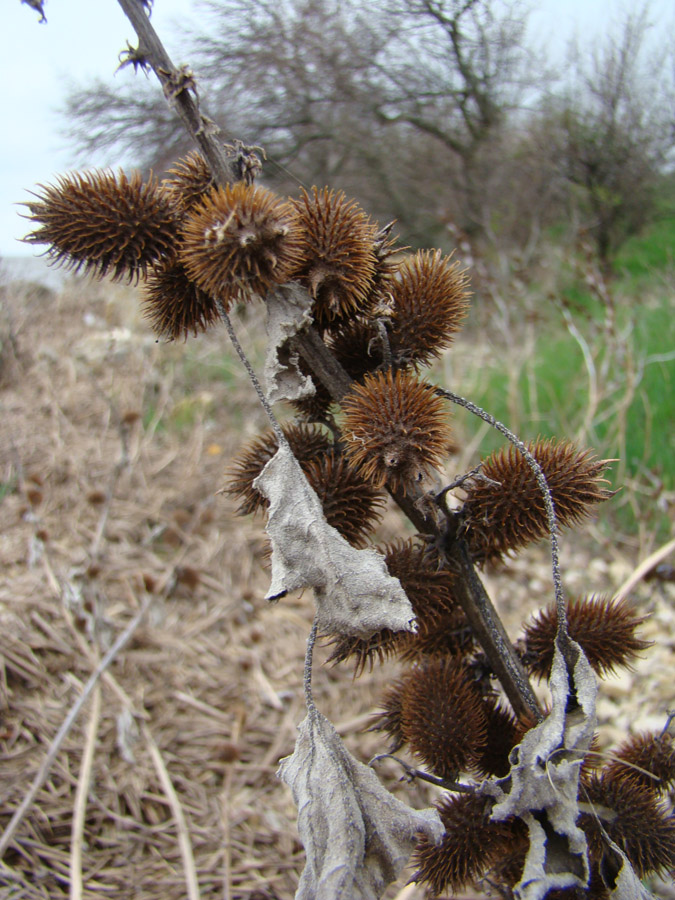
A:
0 594 152 859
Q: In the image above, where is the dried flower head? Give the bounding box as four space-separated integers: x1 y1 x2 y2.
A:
462 439 614 563
341 369 452 493
302 451 385 547
400 657 489 778
523 595 649 680
225 424 333 515
605 730 675 793
142 256 219 339
163 151 215 213
412 793 527 896
397 606 475 662
582 771 675 878
23 169 178 282
292 187 377 323
180 183 303 308
371 675 408 750
388 250 470 367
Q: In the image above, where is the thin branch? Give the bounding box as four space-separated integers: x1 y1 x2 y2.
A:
144 725 201 900
116 0 241 186
304 618 319 714
0 594 153 859
215 299 287 448
69 684 102 900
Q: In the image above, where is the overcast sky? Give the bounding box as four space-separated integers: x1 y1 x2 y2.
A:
1 0 670 259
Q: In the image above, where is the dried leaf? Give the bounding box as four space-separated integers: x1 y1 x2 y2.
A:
254 444 415 638
484 641 597 899
608 846 657 899
264 282 316 403
278 706 444 900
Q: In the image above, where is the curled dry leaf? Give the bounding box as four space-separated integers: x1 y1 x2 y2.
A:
277 706 444 900
264 282 317 404
483 641 598 899
254 444 415 638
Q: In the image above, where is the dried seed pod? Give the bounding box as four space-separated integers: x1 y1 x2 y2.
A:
582 771 675 878
371 220 403 289
371 676 408 750
473 698 526 778
326 539 459 672
142 256 219 339
388 249 470 367
329 320 384 380
397 606 475 662
180 183 303 308
400 657 489 779
341 369 452 493
462 439 614 563
163 151 215 213
23 169 178 282
292 186 377 323
225 424 334 515
523 595 649 680
412 792 527 896
302 451 386 548
605 731 675 793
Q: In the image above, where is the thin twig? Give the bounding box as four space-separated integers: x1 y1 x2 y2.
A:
144 725 201 900
215 300 287 448
612 537 675 604
434 387 566 637
69 683 102 900
0 593 152 859
304 618 319 713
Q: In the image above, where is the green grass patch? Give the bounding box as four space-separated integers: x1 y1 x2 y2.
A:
463 207 674 538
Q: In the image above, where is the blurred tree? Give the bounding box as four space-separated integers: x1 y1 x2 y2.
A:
60 0 551 251
549 7 675 273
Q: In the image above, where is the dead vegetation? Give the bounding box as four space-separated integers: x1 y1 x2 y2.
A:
0 273 672 899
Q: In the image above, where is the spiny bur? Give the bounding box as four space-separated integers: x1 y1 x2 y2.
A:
462 438 614 562
142 256 219 340
226 424 334 515
604 730 675 793
327 538 459 672
300 451 385 548
292 186 377 324
582 771 675 878
23 169 178 282
162 151 215 213
412 792 527 895
388 249 470 368
180 182 303 309
341 369 452 493
523 595 649 680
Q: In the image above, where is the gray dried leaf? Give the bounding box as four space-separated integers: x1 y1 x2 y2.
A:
484 640 597 900
608 846 657 899
278 706 444 900
253 444 415 638
264 282 316 403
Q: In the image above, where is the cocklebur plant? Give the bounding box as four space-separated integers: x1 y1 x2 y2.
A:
19 2 675 898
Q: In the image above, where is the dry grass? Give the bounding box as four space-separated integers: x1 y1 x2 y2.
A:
0 273 672 899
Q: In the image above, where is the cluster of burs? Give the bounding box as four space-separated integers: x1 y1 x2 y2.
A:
26 154 675 898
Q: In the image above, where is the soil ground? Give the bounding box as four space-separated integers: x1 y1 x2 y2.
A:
0 273 673 899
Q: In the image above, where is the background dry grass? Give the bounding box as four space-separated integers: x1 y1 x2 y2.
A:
0 272 672 899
